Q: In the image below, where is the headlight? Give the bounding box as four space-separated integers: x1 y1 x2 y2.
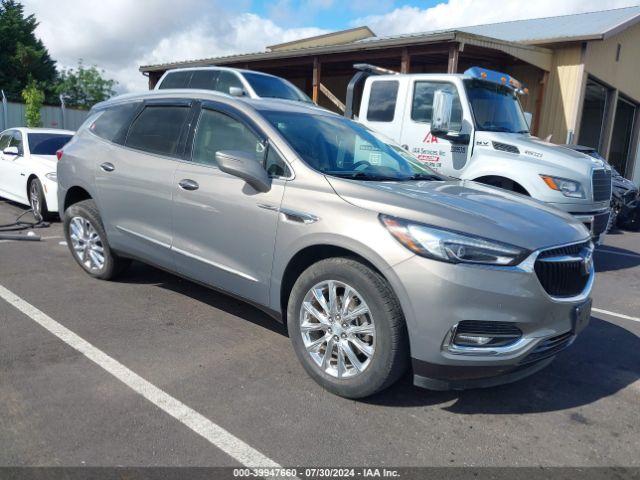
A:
45 172 57 182
380 215 528 266
540 175 585 198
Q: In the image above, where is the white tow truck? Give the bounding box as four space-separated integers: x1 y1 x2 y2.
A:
348 64 612 242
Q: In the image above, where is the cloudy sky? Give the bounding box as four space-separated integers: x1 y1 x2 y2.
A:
21 0 639 93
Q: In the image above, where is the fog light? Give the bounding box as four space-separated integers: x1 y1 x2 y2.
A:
453 333 493 346
450 321 523 348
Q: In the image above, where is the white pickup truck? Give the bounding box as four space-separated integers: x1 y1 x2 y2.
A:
350 65 612 242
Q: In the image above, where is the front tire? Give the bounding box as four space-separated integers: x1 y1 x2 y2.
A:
28 178 52 221
63 199 130 280
287 257 409 398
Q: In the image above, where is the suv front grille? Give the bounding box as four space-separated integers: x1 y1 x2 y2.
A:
592 169 612 202
534 241 592 298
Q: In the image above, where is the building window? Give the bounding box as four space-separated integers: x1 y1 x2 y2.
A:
578 78 610 151
609 96 636 177
367 80 399 122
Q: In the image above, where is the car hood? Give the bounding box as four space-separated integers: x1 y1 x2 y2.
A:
326 176 589 251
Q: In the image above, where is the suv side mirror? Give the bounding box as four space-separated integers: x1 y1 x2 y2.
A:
2 146 19 156
216 150 271 193
229 87 245 97
431 89 454 134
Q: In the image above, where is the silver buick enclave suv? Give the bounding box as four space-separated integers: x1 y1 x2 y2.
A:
57 90 594 398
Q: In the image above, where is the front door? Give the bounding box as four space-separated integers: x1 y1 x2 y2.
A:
171 105 286 305
0 131 26 201
95 101 192 268
399 80 468 175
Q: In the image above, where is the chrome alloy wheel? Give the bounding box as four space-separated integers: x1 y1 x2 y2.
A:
69 216 105 271
299 280 375 379
29 181 41 218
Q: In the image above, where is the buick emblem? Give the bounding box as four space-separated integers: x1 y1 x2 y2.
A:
582 251 593 276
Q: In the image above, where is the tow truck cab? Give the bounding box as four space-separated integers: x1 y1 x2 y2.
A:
353 65 612 242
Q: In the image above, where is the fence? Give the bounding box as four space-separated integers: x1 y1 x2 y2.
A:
1 95 89 132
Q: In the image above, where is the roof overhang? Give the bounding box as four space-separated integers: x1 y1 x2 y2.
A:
139 30 553 73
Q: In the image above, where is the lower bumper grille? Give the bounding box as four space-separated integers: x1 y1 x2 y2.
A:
519 331 574 365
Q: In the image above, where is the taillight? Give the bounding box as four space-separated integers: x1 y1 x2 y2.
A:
56 149 63 161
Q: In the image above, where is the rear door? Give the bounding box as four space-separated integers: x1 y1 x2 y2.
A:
171 102 288 305
399 80 467 175
94 99 194 268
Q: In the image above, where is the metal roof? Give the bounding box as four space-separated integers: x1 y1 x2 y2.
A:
457 5 640 44
139 6 640 72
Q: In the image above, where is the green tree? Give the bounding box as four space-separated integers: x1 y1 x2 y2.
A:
0 0 57 102
22 80 44 127
56 60 117 110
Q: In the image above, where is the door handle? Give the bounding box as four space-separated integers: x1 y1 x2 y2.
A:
178 179 199 191
100 162 115 172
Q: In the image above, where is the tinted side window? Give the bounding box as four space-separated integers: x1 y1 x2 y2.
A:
265 146 290 177
10 131 23 154
189 70 219 90
91 103 140 143
367 81 399 122
192 109 264 167
411 82 463 130
0 134 10 150
158 71 192 89
216 71 244 95
126 106 190 157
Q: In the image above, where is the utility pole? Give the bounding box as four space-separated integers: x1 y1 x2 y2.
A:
1 90 7 130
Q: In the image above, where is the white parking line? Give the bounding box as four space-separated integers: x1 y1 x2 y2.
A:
0 284 285 470
593 307 640 323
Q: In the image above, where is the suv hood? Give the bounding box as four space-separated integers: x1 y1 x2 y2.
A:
326 176 589 251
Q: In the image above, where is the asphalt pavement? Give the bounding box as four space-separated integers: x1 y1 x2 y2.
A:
0 199 638 469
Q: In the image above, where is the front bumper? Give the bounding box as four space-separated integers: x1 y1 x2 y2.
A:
545 201 610 242
391 243 593 391
41 176 59 213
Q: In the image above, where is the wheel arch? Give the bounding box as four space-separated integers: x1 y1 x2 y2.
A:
64 185 93 212
472 175 531 196
279 244 388 319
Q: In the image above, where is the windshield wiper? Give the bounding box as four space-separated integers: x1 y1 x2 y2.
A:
329 172 402 181
409 173 440 181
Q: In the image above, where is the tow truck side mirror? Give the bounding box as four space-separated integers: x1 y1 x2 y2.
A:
430 90 469 145
431 90 453 134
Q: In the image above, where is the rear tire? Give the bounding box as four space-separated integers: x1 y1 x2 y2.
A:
63 199 130 280
287 257 409 398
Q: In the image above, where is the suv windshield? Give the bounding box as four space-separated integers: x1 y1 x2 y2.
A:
262 111 441 181
464 79 529 134
242 72 312 103
28 133 72 155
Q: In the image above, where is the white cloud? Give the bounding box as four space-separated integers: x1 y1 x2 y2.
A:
21 0 326 93
354 0 639 36
18 0 640 95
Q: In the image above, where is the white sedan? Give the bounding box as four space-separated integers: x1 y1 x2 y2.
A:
0 127 74 220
